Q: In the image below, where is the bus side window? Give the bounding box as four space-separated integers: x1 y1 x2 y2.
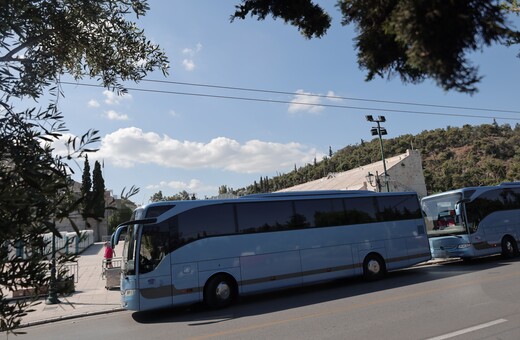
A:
236 201 294 233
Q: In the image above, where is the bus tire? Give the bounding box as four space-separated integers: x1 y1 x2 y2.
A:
204 274 237 309
501 236 518 258
363 253 386 281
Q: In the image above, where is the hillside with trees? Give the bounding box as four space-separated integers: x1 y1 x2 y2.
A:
233 122 520 196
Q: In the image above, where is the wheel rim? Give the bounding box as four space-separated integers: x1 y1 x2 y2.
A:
215 281 231 301
367 259 381 275
505 240 514 255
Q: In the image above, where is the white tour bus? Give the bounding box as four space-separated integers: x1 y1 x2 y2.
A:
112 190 431 311
421 182 520 260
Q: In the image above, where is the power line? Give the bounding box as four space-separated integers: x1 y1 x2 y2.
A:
141 79 520 115
59 81 520 121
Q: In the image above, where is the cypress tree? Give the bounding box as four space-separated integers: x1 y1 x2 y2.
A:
80 155 92 218
92 161 105 220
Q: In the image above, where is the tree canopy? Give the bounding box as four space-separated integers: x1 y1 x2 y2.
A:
1 0 168 99
232 0 520 94
1 0 168 333
149 190 197 202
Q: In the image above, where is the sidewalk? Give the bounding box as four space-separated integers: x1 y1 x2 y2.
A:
19 242 125 327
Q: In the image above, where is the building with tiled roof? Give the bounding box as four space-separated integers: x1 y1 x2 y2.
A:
277 149 427 197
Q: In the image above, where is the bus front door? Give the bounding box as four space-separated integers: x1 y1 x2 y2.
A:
138 256 172 311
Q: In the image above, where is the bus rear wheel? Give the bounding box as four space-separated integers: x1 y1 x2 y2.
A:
204 274 237 309
501 236 518 258
363 253 386 281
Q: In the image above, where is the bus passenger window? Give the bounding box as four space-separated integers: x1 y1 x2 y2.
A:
237 201 294 233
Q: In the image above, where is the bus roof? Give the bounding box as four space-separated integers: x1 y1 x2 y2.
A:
422 181 520 201
141 190 418 209
127 190 421 225
241 190 372 199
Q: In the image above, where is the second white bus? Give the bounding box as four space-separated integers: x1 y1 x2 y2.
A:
422 182 520 260
113 190 431 311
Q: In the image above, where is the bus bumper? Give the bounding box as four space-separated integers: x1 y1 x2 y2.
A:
120 277 139 310
429 238 474 259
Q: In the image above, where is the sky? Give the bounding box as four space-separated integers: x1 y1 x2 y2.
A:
53 1 520 205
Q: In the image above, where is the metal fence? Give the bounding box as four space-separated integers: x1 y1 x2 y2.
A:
60 261 79 283
7 230 95 260
102 257 122 272
102 257 122 290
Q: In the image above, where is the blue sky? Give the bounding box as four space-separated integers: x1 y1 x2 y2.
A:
55 1 520 204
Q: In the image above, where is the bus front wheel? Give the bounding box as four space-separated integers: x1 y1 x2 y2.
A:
363 253 386 281
501 236 518 258
204 274 237 309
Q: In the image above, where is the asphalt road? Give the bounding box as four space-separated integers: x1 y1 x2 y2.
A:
11 256 520 340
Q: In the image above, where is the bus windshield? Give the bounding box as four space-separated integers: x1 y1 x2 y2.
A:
122 224 137 275
421 193 466 237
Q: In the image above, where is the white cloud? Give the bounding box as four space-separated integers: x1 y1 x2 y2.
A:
288 89 325 114
104 110 129 121
146 179 216 194
169 110 179 117
288 89 342 114
45 133 76 158
96 127 321 172
325 91 342 102
103 90 133 105
182 43 202 56
181 43 202 71
182 59 195 71
88 99 100 108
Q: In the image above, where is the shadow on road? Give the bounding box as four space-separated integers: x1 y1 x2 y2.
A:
131 255 518 325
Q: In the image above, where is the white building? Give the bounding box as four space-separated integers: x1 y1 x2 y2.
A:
54 181 136 242
277 149 427 198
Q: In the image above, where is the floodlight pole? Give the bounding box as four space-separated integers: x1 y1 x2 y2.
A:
366 115 390 192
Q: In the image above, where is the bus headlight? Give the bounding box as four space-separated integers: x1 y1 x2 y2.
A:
457 243 471 249
124 289 136 296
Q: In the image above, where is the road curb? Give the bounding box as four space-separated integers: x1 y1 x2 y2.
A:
19 308 126 329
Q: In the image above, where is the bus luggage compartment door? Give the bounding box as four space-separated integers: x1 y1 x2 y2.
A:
240 250 302 293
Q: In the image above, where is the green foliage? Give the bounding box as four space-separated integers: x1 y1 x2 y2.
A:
231 0 520 93
108 204 133 235
149 190 197 202
1 0 168 333
231 0 332 39
80 158 105 222
80 156 92 218
0 106 87 334
150 190 165 202
0 0 168 97
92 161 106 219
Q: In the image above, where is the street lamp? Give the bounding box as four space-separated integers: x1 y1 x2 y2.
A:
366 115 390 192
46 232 60 304
365 171 382 192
